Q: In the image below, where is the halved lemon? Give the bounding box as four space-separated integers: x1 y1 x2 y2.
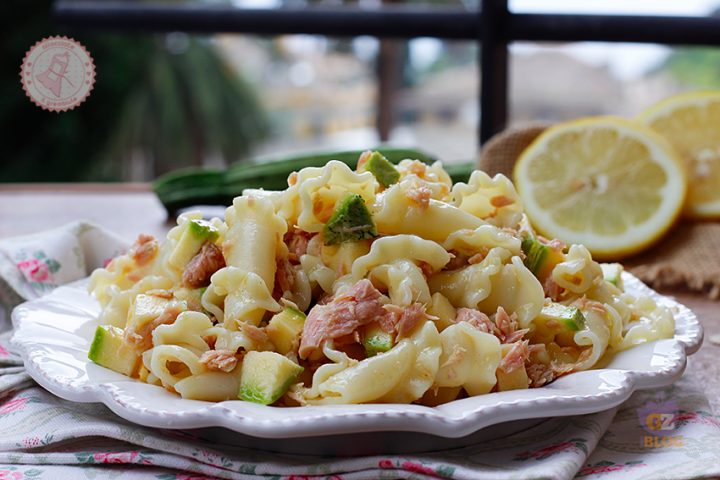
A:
513 117 686 260
638 91 720 219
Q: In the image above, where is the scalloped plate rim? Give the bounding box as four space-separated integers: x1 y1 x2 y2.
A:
10 272 703 439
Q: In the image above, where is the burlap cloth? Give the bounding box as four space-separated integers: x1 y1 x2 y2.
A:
479 123 720 299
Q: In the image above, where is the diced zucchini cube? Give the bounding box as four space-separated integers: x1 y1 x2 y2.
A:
601 263 623 288
360 151 400 187
361 323 394 357
323 194 377 246
521 235 564 280
267 307 306 355
127 294 171 330
88 325 141 377
238 351 303 405
168 219 219 269
538 303 585 331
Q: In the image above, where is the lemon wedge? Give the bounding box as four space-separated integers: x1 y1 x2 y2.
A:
513 117 686 260
638 91 720 219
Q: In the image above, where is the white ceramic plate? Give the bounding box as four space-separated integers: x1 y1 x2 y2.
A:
11 273 702 443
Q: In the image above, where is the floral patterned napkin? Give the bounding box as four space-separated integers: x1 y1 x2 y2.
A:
1 222 719 480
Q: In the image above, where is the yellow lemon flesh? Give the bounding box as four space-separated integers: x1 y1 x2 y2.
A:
638 91 720 219
513 117 686 260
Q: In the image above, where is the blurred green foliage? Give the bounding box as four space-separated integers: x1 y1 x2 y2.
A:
102 36 268 179
1 0 267 182
662 48 720 90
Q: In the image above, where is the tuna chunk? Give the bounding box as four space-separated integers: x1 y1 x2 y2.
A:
274 257 295 297
199 349 238 372
455 308 495 334
125 304 183 352
406 184 431 209
299 279 386 359
494 306 529 344
182 242 225 288
384 302 431 338
497 340 529 374
455 306 528 344
285 229 314 260
130 234 159 267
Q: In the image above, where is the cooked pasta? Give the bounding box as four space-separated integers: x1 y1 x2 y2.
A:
87 151 676 406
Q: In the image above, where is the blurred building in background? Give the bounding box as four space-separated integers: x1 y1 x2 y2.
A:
2 0 720 181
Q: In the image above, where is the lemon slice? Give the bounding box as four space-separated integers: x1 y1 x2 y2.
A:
513 117 686 260
638 91 720 219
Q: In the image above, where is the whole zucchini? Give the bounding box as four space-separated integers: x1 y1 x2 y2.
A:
153 148 476 215
153 168 224 198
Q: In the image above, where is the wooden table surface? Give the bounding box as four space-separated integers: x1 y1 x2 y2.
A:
1 184 718 411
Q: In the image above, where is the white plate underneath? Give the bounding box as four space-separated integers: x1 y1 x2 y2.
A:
10 273 703 454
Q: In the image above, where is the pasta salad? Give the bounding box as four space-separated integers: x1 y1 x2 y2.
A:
88 152 675 406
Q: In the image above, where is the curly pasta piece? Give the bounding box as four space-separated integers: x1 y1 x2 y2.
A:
451 171 523 228
584 281 631 349
352 234 450 280
396 160 453 201
427 292 457 332
275 166 328 226
428 247 510 311
475 256 545 328
284 265 312 312
551 245 603 296
369 260 431 306
434 322 501 395
294 160 378 233
89 266 127 308
204 324 272 353
378 320 442 403
242 188 285 213
319 240 372 276
89 233 165 307
397 160 452 187
617 295 675 350
145 344 206 389
603 302 626 350
174 371 239 401
206 266 281 328
303 343 357 400
373 178 485 242
443 225 522 257
306 340 416 405
571 306 611 371
224 196 287 294
299 254 337 294
152 311 213 354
